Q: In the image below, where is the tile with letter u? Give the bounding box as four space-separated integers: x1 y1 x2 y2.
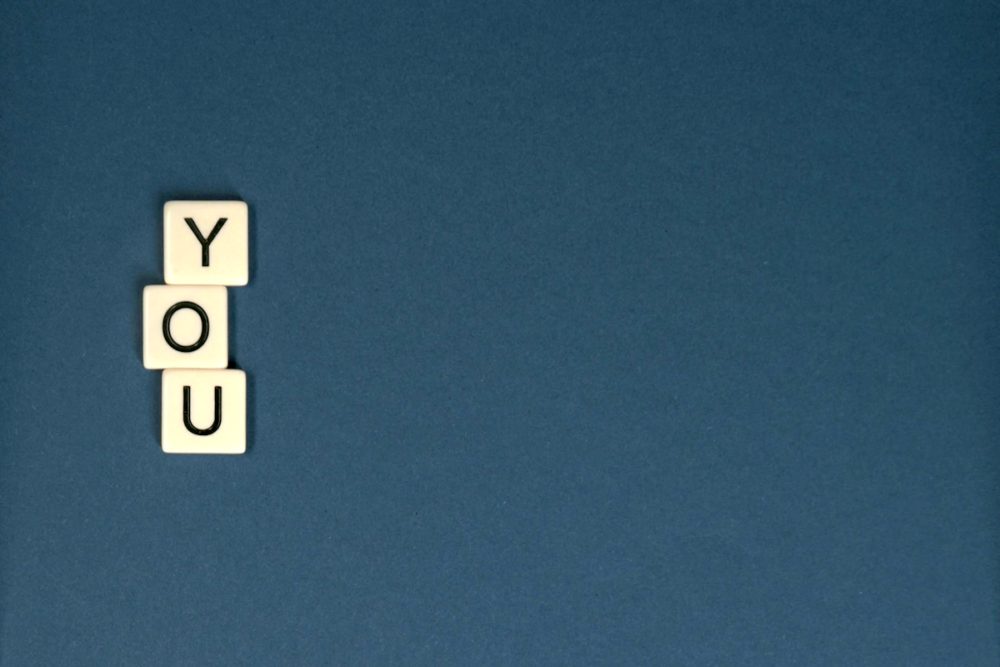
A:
162 368 246 454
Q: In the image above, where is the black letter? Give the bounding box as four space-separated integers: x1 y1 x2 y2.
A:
163 301 209 352
183 386 223 436
185 217 228 266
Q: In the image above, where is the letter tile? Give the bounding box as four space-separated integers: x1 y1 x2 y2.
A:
143 285 227 369
164 200 249 286
162 369 246 454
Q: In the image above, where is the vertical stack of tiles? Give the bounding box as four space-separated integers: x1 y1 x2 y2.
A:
142 201 249 455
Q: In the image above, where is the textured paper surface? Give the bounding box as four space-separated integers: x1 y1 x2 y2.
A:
0 1 998 665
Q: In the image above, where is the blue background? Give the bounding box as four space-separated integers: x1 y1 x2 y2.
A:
1 1 999 664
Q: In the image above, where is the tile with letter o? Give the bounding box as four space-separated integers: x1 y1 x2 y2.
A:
143 285 228 369
164 200 249 286
162 368 246 454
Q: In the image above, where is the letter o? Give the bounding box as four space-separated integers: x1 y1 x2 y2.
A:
163 301 210 352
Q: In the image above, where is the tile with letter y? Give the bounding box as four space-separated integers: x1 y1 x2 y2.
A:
162 369 246 454
143 285 228 369
164 200 249 286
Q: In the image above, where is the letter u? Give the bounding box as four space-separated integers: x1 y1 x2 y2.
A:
183 386 223 436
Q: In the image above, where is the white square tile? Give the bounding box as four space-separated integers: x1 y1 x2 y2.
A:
162 369 246 454
164 200 249 286
143 285 228 369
